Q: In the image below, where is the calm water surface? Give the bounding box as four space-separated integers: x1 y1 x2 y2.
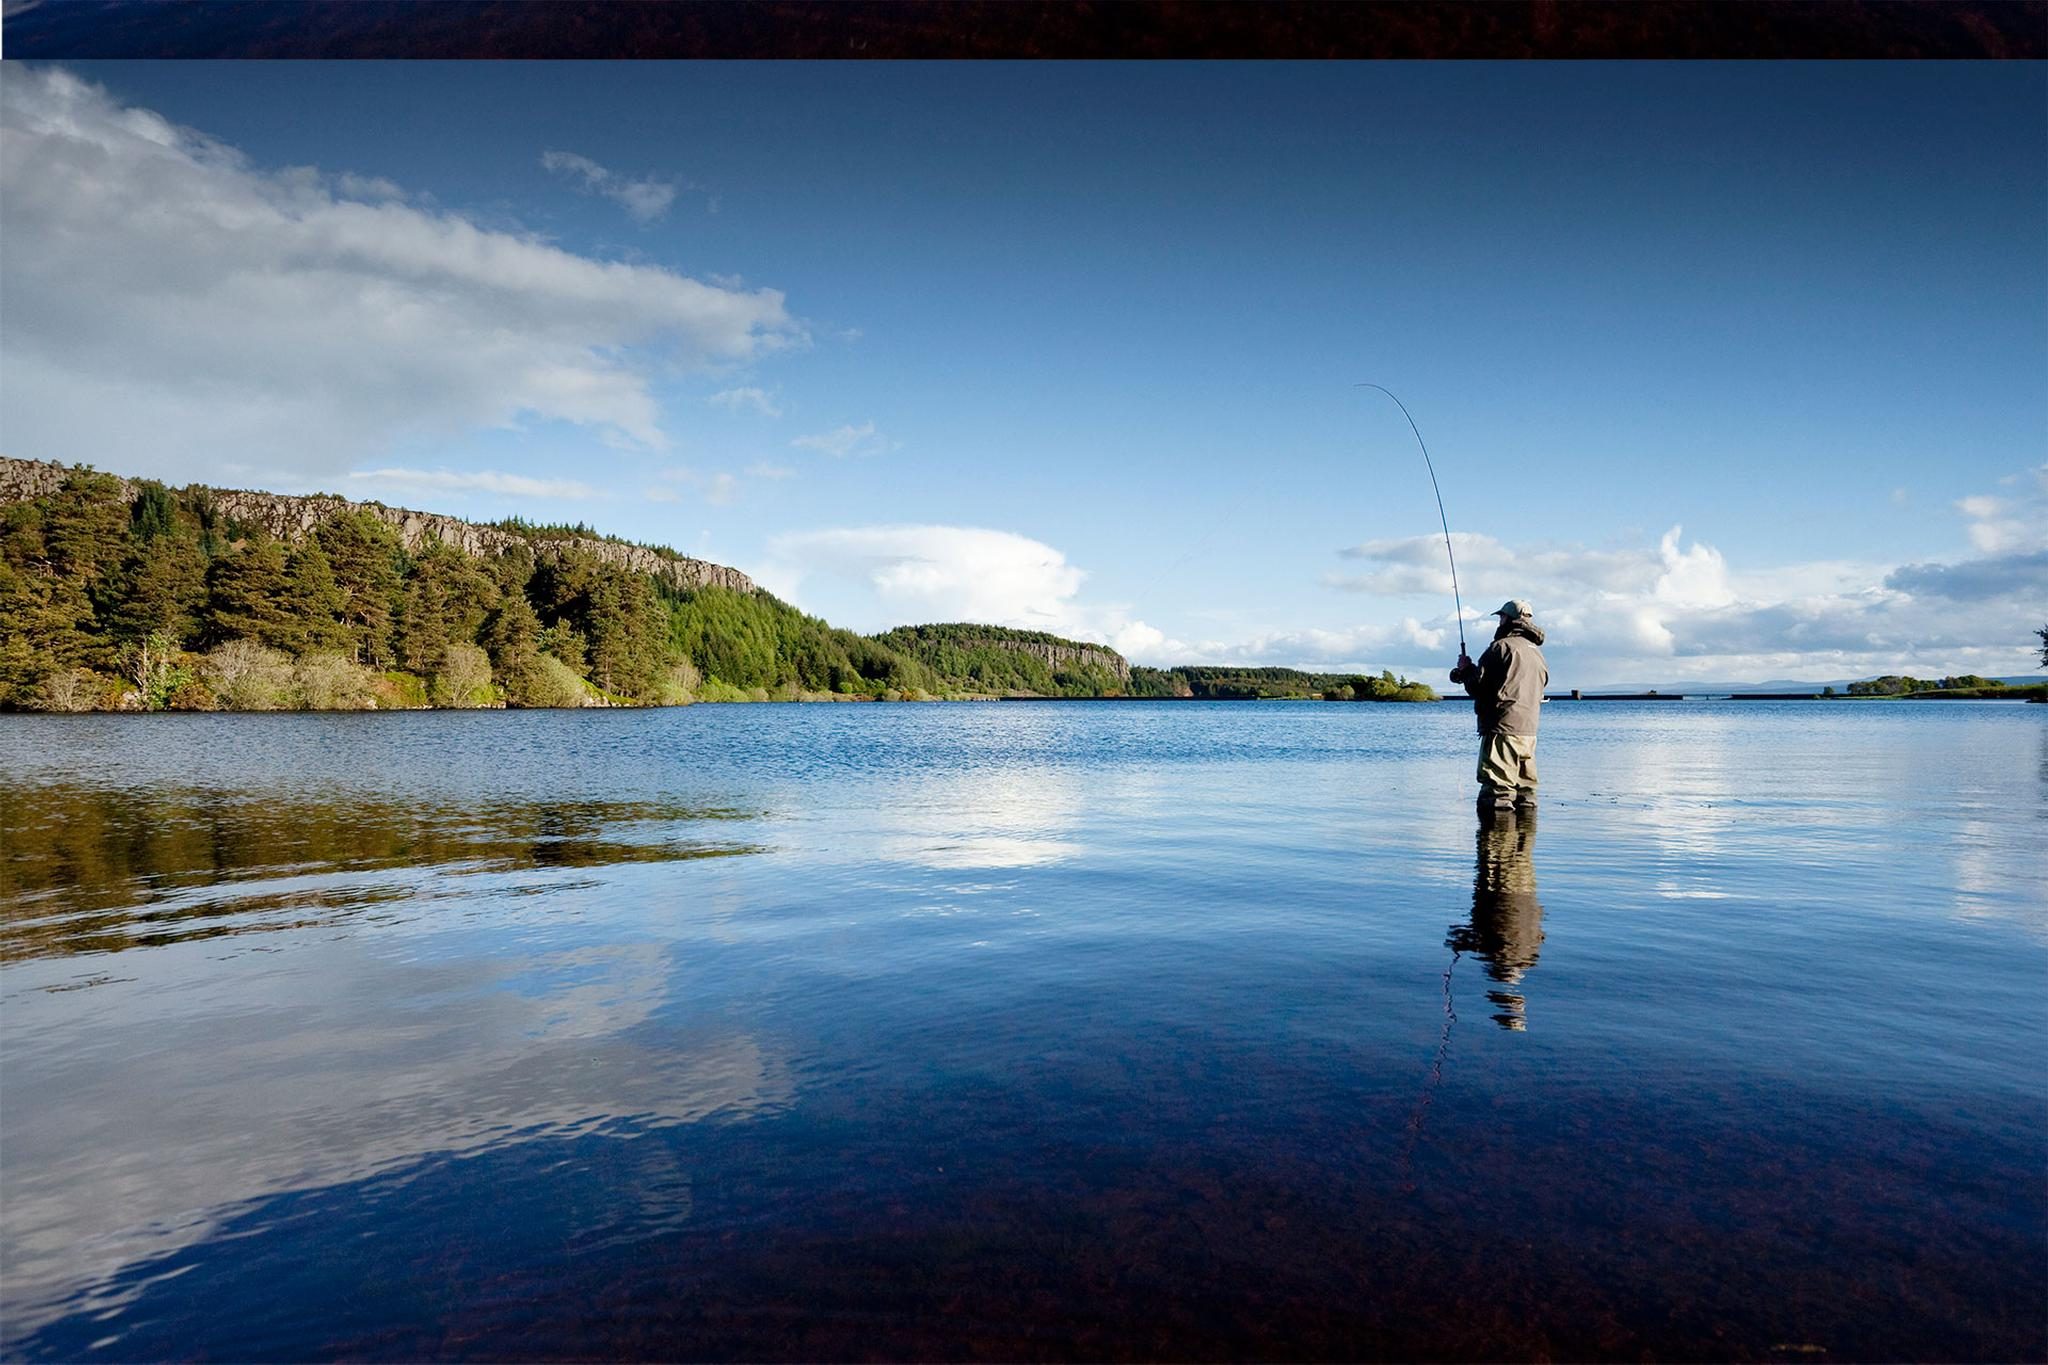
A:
2 702 2042 1361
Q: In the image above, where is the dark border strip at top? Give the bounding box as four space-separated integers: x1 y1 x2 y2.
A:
3 0 2043 60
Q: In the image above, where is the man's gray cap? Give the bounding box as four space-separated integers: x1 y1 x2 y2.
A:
1493 599 1534 621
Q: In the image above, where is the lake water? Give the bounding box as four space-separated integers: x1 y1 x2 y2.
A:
2 701 2042 1361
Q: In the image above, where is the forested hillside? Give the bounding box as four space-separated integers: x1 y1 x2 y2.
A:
0 466 940 710
1128 665 1437 702
870 624 1128 698
0 462 1436 711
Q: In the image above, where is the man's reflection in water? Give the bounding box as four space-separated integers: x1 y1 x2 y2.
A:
1449 804 1545 1030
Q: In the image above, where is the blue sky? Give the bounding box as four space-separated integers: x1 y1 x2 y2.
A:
2 60 2042 684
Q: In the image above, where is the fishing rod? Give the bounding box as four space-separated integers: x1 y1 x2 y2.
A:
1356 383 1467 661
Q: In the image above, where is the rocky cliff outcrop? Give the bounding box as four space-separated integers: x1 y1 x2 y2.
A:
0 457 756 596
948 632 1130 683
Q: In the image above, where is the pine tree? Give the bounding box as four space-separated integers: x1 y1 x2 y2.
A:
109 533 208 647
41 470 130 586
314 512 404 665
0 507 86 705
281 540 349 654
128 483 179 544
482 588 542 668
481 588 549 705
394 542 497 673
208 538 295 650
585 566 667 698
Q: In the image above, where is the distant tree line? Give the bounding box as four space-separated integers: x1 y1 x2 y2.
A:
1847 674 2006 696
871 624 1125 698
1128 664 1435 702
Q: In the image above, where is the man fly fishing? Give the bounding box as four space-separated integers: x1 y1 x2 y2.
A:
1450 600 1548 810
1354 384 1551 809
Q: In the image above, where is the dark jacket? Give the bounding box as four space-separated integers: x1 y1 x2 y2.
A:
1452 621 1548 736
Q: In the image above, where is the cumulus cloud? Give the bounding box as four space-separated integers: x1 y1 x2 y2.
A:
1883 550 2048 603
1326 475 2048 682
792 421 886 458
1956 463 2048 554
762 524 1189 660
768 526 1082 624
1332 530 1651 598
0 68 801 485
1181 619 1448 670
334 171 406 201
757 497 2043 683
540 149 679 223
347 468 598 499
708 386 781 418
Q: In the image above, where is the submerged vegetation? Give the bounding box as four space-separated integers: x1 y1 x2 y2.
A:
0 465 1435 712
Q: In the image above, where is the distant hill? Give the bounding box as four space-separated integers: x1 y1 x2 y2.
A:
0 458 1440 713
872 623 1129 698
0 459 1076 710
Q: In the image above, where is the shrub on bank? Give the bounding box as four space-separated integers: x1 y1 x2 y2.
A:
203 641 295 711
295 654 381 710
655 658 702 706
522 654 591 708
694 678 753 703
432 643 494 708
33 668 112 713
164 677 217 711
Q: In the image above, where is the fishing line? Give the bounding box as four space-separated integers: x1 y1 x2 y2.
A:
1356 384 1467 660
1395 946 1460 1193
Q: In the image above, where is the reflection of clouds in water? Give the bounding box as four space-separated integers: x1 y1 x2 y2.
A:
1949 724 2048 941
868 765 1086 871
1948 812 2048 943
1570 707 2048 937
908 836 1078 870
1652 882 1731 900
2 937 790 1338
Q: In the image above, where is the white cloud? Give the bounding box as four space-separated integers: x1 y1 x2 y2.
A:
0 68 801 484
745 462 795 481
768 526 1083 625
1957 464 2048 554
540 149 679 223
762 524 1190 663
333 171 406 201
650 465 744 506
1177 619 1448 671
1324 473 2048 682
347 468 598 499
709 386 781 418
792 421 885 458
1651 525 1736 609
